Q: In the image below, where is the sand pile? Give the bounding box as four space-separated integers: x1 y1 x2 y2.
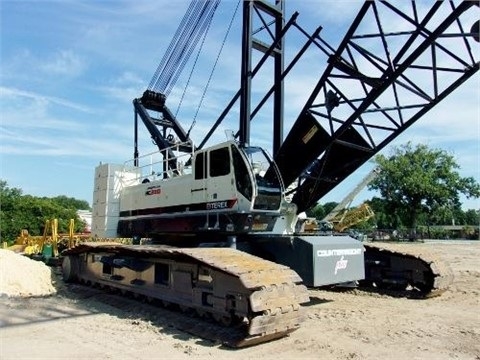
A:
0 249 57 297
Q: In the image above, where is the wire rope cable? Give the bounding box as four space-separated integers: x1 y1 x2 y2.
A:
186 0 241 138
147 0 220 95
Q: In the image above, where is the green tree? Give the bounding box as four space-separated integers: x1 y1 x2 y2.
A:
369 143 480 231
322 202 339 218
0 180 23 241
368 197 404 229
464 209 480 226
305 202 341 221
306 203 326 219
0 180 89 243
49 195 90 211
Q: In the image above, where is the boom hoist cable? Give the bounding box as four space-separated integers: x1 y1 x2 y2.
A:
183 0 241 139
148 0 220 97
134 0 221 169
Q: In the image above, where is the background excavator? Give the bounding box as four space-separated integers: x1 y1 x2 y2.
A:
63 0 479 347
299 167 379 234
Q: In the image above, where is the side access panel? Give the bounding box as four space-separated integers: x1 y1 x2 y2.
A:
244 235 364 287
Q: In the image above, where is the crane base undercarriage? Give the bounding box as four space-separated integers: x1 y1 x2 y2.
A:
62 242 310 347
60 236 453 346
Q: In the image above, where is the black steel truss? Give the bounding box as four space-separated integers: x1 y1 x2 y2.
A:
274 1 479 213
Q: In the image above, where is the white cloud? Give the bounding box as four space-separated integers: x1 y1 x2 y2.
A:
0 125 132 160
40 50 86 77
0 86 92 113
96 84 143 103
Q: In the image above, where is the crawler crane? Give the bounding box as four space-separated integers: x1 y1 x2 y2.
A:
63 0 479 347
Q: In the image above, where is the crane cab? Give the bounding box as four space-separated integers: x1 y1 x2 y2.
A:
191 141 283 213
92 140 287 239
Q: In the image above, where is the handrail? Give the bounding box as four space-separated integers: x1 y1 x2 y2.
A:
123 140 194 184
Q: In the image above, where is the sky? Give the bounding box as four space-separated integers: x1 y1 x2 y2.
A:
1 0 479 211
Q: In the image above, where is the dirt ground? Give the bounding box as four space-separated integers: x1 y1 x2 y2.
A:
1 241 479 360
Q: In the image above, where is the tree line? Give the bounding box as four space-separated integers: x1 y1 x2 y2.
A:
0 180 90 243
308 200 479 227
307 143 480 239
308 199 479 238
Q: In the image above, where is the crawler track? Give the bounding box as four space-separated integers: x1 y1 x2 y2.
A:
362 242 453 298
62 243 310 347
64 283 292 347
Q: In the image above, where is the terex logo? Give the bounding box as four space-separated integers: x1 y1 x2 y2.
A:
206 201 228 210
145 186 161 196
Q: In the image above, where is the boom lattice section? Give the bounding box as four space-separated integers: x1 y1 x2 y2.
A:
273 1 479 212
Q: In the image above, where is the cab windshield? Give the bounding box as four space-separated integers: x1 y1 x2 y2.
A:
243 146 282 210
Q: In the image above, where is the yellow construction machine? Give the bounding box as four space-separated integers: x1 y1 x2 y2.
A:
8 219 84 264
11 219 60 262
328 203 375 233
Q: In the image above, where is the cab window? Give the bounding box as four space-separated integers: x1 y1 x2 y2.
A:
194 152 207 180
232 145 252 200
209 147 230 177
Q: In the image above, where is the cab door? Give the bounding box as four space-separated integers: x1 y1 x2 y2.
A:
191 150 208 207
206 146 236 206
